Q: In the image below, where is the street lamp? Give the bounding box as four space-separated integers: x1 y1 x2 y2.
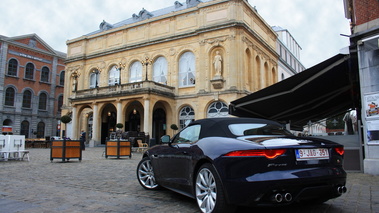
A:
92 68 102 88
141 57 152 81
116 62 126 85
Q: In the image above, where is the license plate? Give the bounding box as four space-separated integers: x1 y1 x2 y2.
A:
295 148 329 161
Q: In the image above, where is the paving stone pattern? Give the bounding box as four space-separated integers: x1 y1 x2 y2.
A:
0 148 378 213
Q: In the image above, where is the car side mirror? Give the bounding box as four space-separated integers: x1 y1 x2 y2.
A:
161 135 170 144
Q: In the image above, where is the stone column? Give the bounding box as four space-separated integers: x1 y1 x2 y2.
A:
71 107 78 139
117 101 122 127
90 104 99 147
143 99 151 136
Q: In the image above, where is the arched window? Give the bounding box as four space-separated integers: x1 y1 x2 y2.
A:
25 63 34 79
129 61 142 83
108 66 120 86
57 95 63 112
179 106 195 129
60 71 65 86
37 122 45 138
22 90 32 108
7 59 18 76
90 69 100 88
38 93 47 110
41 67 49 82
153 57 168 84
21 120 30 138
179 51 196 87
207 101 229 118
5 87 15 106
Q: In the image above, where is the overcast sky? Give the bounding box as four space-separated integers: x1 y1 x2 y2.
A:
0 0 350 68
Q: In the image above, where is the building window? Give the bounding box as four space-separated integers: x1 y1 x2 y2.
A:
25 63 34 79
21 120 29 138
37 122 45 138
57 95 63 112
129 61 142 83
153 56 168 84
38 93 47 110
22 90 32 108
5 87 15 106
90 69 101 88
207 101 229 118
41 67 49 82
179 106 195 129
179 51 196 87
108 66 120 86
7 59 18 76
59 71 65 86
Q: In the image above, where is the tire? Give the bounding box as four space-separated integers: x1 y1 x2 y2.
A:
195 163 236 213
136 157 160 190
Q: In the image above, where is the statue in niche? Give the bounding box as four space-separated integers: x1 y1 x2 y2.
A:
213 51 223 77
72 77 77 92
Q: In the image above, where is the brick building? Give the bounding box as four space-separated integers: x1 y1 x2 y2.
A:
0 34 66 138
344 0 379 174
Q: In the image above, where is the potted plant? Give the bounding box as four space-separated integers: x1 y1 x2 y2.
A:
116 123 124 130
60 115 72 138
170 124 178 135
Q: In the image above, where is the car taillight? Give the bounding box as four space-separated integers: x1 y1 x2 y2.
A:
334 147 344 156
224 149 286 159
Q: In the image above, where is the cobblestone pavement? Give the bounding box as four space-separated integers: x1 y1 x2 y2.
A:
0 148 378 213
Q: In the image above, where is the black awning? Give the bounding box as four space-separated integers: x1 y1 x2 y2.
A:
229 54 358 130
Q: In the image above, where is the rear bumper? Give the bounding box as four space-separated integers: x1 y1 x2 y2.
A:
222 167 347 206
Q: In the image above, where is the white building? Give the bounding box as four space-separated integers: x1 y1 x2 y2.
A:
273 26 306 81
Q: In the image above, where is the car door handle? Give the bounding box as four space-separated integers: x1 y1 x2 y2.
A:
182 151 188 155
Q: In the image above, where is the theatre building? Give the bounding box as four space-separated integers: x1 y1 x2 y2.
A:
0 34 66 138
63 0 279 146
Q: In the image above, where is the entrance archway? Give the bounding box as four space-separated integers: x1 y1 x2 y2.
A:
127 110 141 132
101 104 117 144
153 108 166 140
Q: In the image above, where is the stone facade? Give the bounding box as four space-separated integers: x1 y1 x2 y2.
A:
63 0 279 146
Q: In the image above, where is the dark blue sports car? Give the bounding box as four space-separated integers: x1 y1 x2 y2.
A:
136 117 346 213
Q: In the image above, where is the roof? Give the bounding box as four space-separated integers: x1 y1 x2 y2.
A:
190 117 282 138
0 33 66 58
229 54 359 130
87 0 212 36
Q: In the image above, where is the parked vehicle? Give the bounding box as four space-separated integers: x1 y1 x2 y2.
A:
136 117 347 213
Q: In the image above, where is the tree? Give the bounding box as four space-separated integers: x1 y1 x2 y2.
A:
60 115 72 138
170 124 178 135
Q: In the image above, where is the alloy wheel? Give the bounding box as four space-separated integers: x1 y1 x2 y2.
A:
196 167 217 213
137 158 158 189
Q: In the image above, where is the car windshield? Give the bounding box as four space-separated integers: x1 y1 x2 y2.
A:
228 123 292 136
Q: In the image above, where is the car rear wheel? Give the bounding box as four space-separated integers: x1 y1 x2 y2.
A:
195 163 235 213
137 157 160 190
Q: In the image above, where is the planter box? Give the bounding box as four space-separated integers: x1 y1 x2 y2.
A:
105 140 131 159
50 140 82 162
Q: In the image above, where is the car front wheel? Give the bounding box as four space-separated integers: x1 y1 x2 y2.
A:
136 157 160 190
195 163 235 213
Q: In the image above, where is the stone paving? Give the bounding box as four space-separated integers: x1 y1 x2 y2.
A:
0 147 378 213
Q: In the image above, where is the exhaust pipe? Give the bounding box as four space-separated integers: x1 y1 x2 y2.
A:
273 193 283 203
337 186 347 194
284 193 292 202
